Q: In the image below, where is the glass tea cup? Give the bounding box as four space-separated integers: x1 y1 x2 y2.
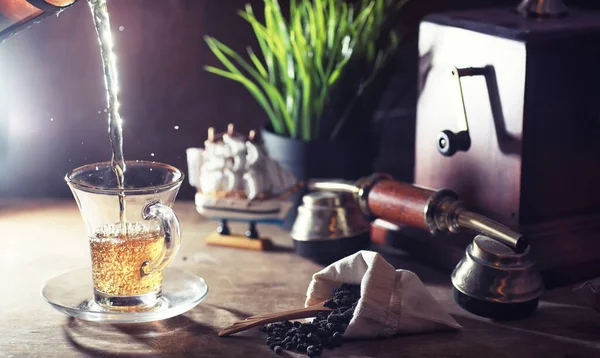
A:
66 160 184 311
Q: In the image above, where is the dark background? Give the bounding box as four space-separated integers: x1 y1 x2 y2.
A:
0 0 597 200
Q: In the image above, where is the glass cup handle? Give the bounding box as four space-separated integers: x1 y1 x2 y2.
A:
140 199 181 276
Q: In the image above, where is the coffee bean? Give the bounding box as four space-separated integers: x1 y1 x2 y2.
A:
293 321 301 328
301 323 316 332
316 328 329 337
327 314 344 323
273 345 282 355
308 337 321 345
323 299 336 309
322 339 334 349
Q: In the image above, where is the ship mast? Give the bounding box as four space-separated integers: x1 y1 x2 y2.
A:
207 127 215 142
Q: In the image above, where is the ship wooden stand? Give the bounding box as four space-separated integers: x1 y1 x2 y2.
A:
205 219 273 251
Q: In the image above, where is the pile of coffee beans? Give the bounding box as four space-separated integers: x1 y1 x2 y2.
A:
261 284 361 356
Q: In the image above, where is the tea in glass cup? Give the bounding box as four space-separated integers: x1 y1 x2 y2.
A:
90 223 165 298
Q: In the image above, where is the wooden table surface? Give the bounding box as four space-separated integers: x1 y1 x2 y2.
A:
1 199 600 357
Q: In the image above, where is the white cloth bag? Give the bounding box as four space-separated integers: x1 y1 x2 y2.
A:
305 250 462 339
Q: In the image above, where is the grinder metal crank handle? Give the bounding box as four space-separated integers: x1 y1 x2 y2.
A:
309 174 528 253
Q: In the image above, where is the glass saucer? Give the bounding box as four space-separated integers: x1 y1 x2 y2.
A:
41 267 208 323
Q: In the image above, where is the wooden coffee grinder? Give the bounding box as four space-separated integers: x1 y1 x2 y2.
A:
385 0 600 288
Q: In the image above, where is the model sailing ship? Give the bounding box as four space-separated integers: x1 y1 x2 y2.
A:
186 124 300 240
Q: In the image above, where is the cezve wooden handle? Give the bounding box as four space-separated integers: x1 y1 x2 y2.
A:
218 301 332 337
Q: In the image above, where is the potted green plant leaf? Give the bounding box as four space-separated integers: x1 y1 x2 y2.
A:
204 0 407 181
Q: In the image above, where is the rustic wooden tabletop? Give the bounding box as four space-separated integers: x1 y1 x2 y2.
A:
1 199 600 357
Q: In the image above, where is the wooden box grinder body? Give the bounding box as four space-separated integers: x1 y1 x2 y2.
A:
388 7 600 287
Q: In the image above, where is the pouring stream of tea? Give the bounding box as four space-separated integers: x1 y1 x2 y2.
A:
88 0 127 229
